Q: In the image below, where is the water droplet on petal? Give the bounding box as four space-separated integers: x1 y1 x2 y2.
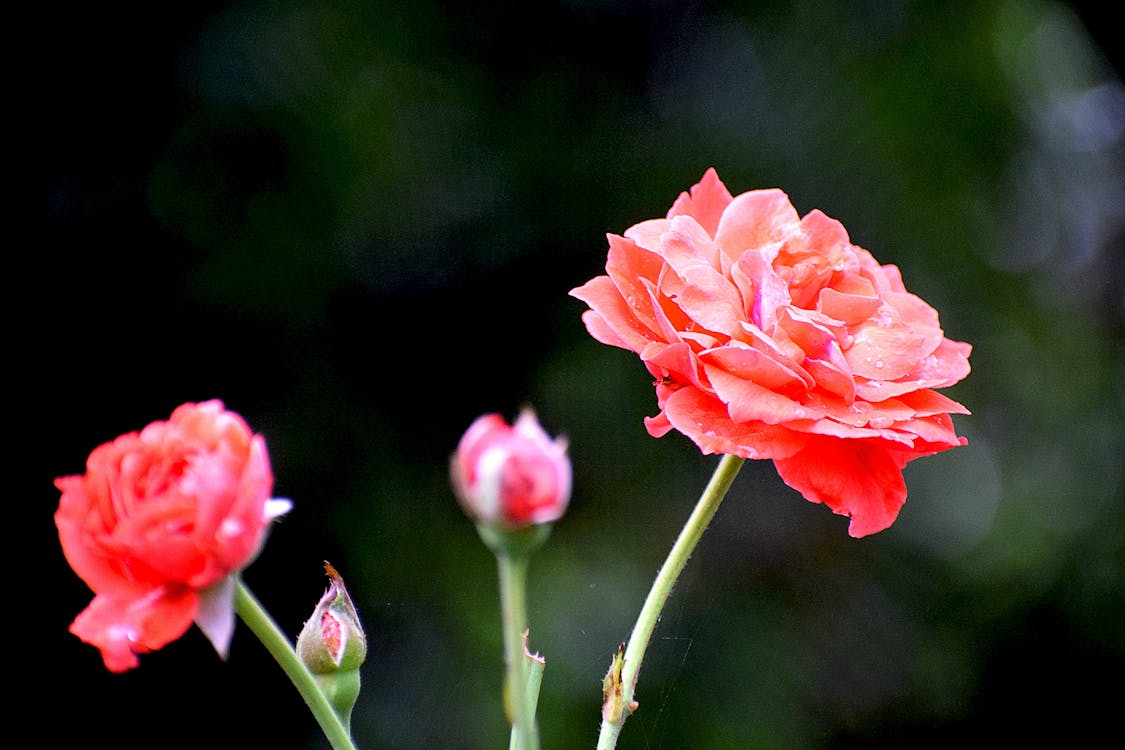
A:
220 518 245 538
108 625 139 644
875 360 884 369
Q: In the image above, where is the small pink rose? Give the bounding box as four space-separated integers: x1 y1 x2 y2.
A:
55 400 290 671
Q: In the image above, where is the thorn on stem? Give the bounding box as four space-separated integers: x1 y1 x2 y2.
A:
601 642 636 723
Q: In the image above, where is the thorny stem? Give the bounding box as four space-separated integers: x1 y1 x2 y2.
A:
498 552 540 750
596 454 745 750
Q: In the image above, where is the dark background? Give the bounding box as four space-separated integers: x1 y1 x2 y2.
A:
24 1 1122 748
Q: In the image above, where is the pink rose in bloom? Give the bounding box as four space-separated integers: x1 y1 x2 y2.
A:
451 409 572 529
570 169 971 537
55 400 291 672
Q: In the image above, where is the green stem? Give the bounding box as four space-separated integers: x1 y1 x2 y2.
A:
596 454 745 750
234 579 359 750
497 553 540 750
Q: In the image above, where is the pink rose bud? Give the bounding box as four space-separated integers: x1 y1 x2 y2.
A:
450 408 572 530
297 563 367 729
298 562 367 673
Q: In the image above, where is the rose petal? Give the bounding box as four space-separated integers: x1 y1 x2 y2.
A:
845 304 935 380
892 413 968 448
784 416 903 443
666 167 734 237
70 587 199 673
773 436 908 537
643 277 691 343
622 218 670 253
706 366 823 425
195 575 237 660
803 356 856 402
895 388 971 417
902 338 973 387
871 259 908 295
817 286 880 325
699 343 810 399
578 308 633 350
644 341 709 391
809 392 917 429
777 308 851 364
571 277 655 352
662 387 807 460
643 410 675 438
661 214 722 272
660 217 744 336
714 189 801 264
732 247 790 332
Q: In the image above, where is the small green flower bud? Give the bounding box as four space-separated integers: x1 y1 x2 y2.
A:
297 562 367 727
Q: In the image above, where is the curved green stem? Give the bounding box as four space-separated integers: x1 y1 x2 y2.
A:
497 553 540 750
596 454 745 750
234 579 359 750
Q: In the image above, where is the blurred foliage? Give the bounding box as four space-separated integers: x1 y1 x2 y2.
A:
28 1 1122 749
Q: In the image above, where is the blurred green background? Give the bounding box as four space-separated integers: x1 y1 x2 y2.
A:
27 1 1122 748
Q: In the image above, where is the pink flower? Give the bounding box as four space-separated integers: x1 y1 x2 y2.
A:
55 400 291 672
570 169 971 537
451 409 572 529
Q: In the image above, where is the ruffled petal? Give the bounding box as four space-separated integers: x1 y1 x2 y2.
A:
644 341 709 391
732 247 790 332
659 215 722 272
706 366 823 425
714 189 801 264
662 387 807 460
699 343 810 399
895 388 971 417
845 302 936 380
903 338 973 387
55 478 138 598
817 285 880 325
666 167 734 237
773 436 908 537
660 217 743 336
70 587 199 673
571 276 656 353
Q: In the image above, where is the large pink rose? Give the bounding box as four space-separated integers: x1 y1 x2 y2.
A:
55 400 291 671
570 169 971 537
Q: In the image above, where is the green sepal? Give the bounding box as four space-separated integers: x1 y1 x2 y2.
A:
314 669 362 731
475 522 553 559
